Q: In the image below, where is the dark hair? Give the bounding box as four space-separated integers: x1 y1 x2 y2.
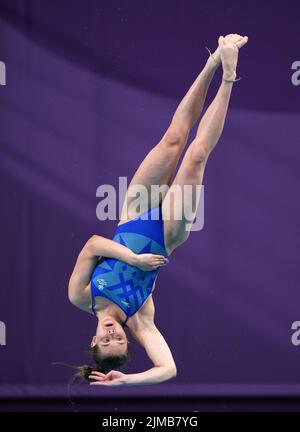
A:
53 344 130 383
78 344 130 381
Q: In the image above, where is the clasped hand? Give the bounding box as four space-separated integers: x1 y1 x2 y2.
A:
132 253 169 271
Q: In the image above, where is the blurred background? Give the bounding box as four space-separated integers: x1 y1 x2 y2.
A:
0 0 300 411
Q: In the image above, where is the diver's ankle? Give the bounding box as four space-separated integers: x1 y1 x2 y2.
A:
206 47 221 69
222 70 237 81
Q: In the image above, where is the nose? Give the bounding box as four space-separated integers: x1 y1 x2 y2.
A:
106 327 115 334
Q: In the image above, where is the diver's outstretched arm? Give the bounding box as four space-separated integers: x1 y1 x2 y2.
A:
126 324 177 385
89 324 177 386
89 364 176 386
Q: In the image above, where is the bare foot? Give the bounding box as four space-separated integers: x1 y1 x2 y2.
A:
210 33 248 66
218 35 248 80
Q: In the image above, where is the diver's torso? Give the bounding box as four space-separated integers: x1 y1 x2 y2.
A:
90 206 167 319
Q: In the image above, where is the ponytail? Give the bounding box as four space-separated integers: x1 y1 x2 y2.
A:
52 344 130 382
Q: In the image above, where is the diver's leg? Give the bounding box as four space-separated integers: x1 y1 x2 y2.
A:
162 36 247 253
120 52 221 222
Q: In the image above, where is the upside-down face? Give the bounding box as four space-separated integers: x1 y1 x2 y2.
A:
91 317 128 358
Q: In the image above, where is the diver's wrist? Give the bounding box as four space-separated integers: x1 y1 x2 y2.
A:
127 251 138 266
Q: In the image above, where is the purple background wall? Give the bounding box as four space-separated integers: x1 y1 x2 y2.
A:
0 0 300 398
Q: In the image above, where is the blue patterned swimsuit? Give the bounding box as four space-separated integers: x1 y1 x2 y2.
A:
90 205 168 326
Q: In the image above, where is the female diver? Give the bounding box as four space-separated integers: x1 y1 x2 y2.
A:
68 34 248 386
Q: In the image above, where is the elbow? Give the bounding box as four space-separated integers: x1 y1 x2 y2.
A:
166 365 177 380
68 283 77 305
85 235 100 255
171 365 177 378
67 275 81 306
68 292 76 305
68 291 76 305
87 234 99 245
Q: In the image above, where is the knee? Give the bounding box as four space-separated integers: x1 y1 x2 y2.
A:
189 143 209 164
163 126 188 146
